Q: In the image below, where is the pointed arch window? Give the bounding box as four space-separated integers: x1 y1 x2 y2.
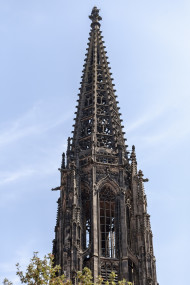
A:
99 185 116 258
126 197 132 249
128 259 136 284
82 187 91 250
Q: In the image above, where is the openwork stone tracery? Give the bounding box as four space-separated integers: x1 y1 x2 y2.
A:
52 7 158 285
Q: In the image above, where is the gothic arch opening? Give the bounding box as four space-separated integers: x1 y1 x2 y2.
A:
99 184 117 258
126 203 131 248
81 186 91 269
81 187 91 250
128 259 138 284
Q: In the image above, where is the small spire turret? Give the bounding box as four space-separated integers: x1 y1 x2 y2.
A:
131 145 137 175
61 152 65 169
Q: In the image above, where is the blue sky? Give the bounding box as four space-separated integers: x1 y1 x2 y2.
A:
0 0 190 284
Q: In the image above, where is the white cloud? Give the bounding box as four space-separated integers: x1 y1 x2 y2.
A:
142 121 190 146
0 169 35 208
126 85 190 151
0 169 35 186
0 101 72 149
126 104 166 133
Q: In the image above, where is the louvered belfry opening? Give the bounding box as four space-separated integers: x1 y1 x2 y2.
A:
52 7 158 285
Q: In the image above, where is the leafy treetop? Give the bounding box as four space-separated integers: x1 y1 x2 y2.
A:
3 252 133 285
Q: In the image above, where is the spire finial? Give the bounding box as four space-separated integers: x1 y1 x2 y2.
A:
89 6 102 28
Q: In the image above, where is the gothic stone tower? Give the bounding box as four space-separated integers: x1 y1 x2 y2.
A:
53 7 158 285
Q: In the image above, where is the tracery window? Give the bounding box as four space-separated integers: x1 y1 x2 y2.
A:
97 117 111 135
84 94 93 107
79 139 91 150
99 185 116 258
81 118 93 137
97 135 113 148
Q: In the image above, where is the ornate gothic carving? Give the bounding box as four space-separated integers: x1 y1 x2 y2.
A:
52 6 158 285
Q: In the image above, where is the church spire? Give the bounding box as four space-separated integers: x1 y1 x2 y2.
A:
71 7 126 161
53 7 158 285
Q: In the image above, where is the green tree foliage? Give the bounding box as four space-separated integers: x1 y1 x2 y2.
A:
3 252 132 285
3 279 13 285
77 267 132 285
3 252 70 285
